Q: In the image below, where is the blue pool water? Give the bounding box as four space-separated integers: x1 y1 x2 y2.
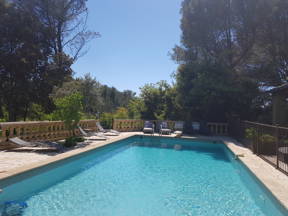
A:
0 136 287 216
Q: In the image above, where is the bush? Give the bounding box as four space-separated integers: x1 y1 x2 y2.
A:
53 93 83 136
259 134 276 155
260 134 276 144
100 113 114 129
64 136 84 148
245 128 257 140
74 137 85 142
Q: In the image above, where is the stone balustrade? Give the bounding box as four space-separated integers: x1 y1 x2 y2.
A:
113 119 144 132
113 119 228 135
207 122 228 136
0 119 229 143
0 120 98 142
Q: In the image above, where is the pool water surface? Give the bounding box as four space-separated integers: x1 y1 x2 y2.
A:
0 136 287 216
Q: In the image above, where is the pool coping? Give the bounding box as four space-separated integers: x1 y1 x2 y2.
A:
0 132 287 211
0 133 137 184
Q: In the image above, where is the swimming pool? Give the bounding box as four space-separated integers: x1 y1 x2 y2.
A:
0 136 287 216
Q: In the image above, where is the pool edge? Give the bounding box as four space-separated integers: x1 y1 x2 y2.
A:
223 138 288 212
0 133 137 184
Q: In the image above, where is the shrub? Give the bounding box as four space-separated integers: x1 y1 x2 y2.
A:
100 113 114 129
74 137 85 142
53 92 83 136
64 137 77 147
64 136 84 148
245 128 257 140
260 134 276 144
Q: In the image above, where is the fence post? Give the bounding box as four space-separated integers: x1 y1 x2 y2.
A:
256 124 259 155
276 125 279 169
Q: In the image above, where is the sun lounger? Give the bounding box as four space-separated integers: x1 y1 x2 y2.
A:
160 121 171 135
96 122 120 136
9 137 64 152
78 126 107 140
143 121 154 134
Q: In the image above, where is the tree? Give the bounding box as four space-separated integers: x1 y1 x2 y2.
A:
249 0 288 86
0 0 72 121
52 74 135 118
175 62 259 122
17 0 99 61
0 0 100 121
113 107 129 119
139 81 180 120
127 98 144 119
53 92 83 135
171 0 265 122
172 0 258 69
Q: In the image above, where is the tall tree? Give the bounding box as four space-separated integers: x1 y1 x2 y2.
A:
0 1 71 121
17 0 99 61
172 0 261 122
0 0 97 121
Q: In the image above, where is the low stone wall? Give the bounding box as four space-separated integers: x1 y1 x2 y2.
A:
113 119 228 136
0 120 97 142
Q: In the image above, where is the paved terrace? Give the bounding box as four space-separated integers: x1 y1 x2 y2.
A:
0 132 287 211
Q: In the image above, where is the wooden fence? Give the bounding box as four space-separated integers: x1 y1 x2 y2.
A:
0 120 97 142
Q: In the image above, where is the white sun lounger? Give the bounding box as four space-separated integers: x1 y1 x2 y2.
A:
78 126 107 140
96 122 120 136
9 137 63 151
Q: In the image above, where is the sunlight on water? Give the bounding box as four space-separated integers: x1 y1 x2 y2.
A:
0 137 286 216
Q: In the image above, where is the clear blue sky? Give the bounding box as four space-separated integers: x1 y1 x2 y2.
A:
72 0 182 94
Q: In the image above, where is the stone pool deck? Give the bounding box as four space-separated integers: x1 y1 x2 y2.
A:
0 132 287 210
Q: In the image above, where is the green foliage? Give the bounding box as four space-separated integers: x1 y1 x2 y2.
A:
100 113 114 129
113 107 129 119
245 128 257 140
53 93 83 135
139 81 180 120
170 0 271 122
260 134 276 144
51 74 136 119
127 98 144 119
0 107 8 122
175 62 259 121
64 136 84 148
0 0 95 121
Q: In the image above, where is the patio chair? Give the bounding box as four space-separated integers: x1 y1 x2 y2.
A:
174 121 184 137
78 126 107 140
160 121 172 135
96 122 120 136
143 121 154 134
9 137 64 152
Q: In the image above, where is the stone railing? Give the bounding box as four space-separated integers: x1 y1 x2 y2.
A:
113 119 144 132
113 119 228 135
113 119 178 132
207 122 228 136
0 120 98 142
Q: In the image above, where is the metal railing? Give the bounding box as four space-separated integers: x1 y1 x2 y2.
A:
239 121 288 175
